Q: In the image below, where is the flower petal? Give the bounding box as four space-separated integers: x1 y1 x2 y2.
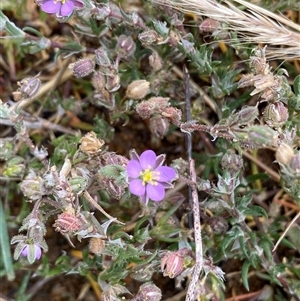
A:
129 179 145 196
146 183 165 201
21 245 29 257
72 0 84 8
41 1 61 13
156 166 176 182
126 160 142 178
59 0 74 16
139 150 157 169
34 245 42 260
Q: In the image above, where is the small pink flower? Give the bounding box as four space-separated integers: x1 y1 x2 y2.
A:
126 150 176 204
21 243 42 263
38 0 84 18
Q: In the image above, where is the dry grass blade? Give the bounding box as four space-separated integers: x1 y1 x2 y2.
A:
151 0 300 60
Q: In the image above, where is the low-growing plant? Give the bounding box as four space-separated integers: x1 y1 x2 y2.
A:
1 0 299 300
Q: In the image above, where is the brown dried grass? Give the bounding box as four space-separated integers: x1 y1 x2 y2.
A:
152 0 300 60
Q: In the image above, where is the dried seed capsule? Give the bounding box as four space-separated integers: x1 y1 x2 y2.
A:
79 131 104 155
275 142 294 165
91 71 106 91
126 79 150 99
71 58 95 78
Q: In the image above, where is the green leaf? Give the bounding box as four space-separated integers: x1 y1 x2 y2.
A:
0 11 25 37
244 205 268 218
0 201 15 280
241 260 251 291
294 75 300 95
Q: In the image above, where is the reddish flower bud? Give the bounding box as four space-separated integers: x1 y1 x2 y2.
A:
289 154 300 173
199 18 219 32
54 212 81 234
161 248 192 278
71 58 95 78
135 282 162 301
116 35 136 57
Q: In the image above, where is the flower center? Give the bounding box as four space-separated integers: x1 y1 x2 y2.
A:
141 168 160 185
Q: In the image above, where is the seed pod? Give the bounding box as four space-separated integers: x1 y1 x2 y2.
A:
89 237 105 255
79 131 104 155
91 71 106 91
126 79 150 99
275 142 294 165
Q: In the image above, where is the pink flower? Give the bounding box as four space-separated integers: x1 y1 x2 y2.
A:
20 243 42 263
39 0 84 18
126 150 176 204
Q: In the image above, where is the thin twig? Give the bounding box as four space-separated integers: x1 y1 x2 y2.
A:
83 191 124 225
184 65 194 229
186 159 203 301
241 150 280 182
272 210 300 252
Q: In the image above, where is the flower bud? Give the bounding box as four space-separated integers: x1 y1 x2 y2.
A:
289 154 300 173
89 237 105 255
79 131 105 155
207 216 228 234
263 102 288 128
238 105 258 125
3 156 26 177
161 107 182 126
71 58 95 78
0 137 15 160
199 18 219 32
95 48 111 67
149 115 170 138
221 152 243 172
138 29 159 45
149 51 163 72
116 35 136 57
105 72 120 92
69 176 87 193
18 74 41 98
136 100 156 119
54 212 81 234
247 125 278 147
161 248 191 278
19 171 44 201
275 143 294 165
91 71 106 91
126 80 150 99
135 282 162 301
